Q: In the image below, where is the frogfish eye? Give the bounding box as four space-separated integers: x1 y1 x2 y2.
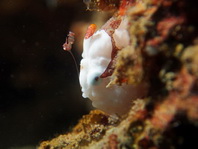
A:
88 73 102 86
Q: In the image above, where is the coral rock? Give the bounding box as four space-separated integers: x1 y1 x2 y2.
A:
38 0 198 148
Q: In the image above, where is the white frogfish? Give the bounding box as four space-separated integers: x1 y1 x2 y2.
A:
79 17 146 115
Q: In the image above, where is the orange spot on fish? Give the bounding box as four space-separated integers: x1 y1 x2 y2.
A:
85 24 97 39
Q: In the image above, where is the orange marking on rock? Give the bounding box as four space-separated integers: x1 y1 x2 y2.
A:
118 0 132 16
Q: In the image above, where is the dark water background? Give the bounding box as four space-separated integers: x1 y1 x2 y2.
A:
0 0 91 148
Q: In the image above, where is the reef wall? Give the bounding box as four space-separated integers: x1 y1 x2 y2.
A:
38 0 198 148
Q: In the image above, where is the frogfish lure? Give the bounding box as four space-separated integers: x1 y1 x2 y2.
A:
63 31 79 74
63 31 75 51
